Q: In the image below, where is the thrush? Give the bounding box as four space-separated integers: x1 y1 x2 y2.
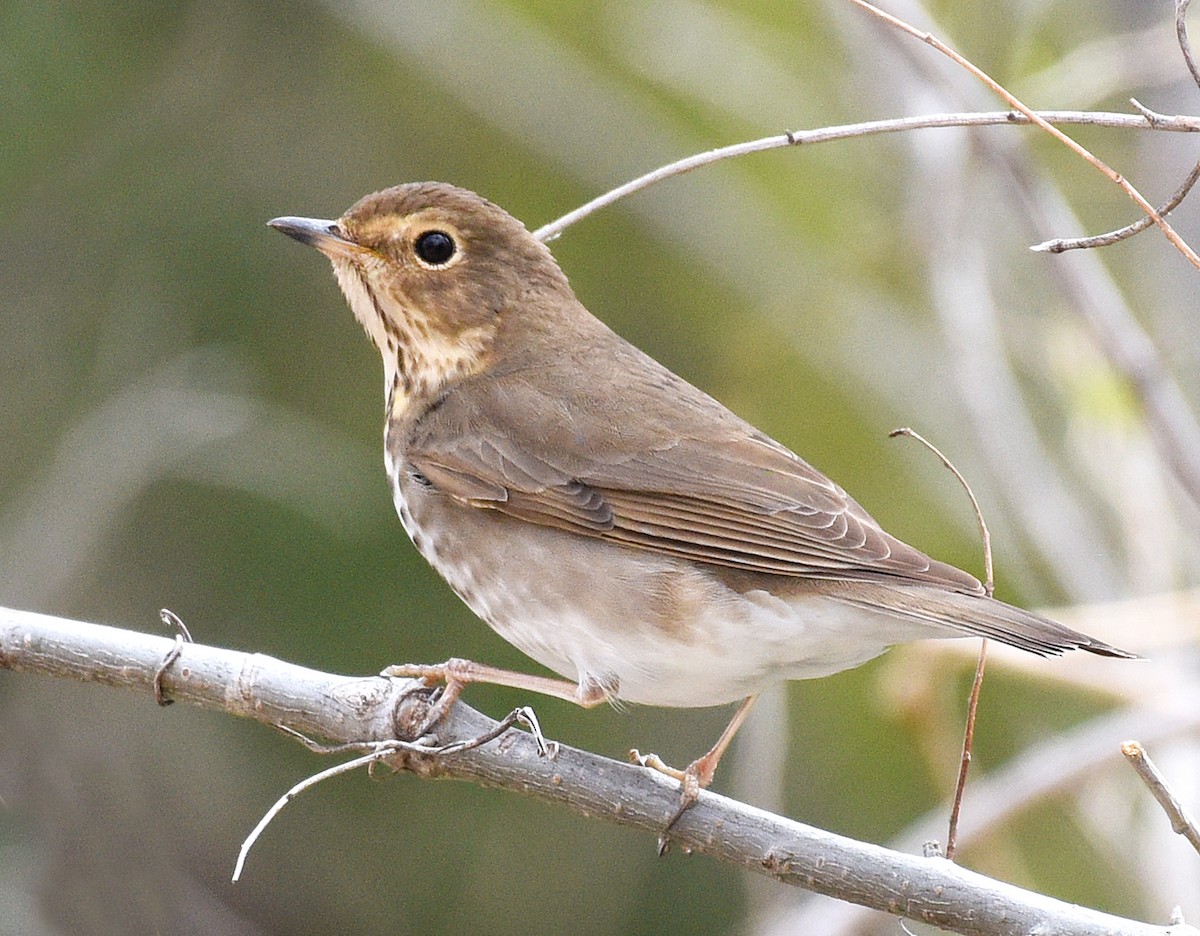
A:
269 182 1133 811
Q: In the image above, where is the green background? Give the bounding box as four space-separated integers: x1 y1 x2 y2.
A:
2 1 1197 933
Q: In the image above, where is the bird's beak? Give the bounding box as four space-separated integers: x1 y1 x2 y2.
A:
267 216 374 260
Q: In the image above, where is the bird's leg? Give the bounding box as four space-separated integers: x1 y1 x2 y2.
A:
632 694 760 833
383 658 610 740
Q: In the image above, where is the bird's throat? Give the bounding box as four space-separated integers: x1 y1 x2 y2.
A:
333 262 493 420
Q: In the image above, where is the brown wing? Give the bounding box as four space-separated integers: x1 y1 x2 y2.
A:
403 352 984 595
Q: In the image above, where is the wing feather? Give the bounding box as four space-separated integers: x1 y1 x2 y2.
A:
400 353 983 593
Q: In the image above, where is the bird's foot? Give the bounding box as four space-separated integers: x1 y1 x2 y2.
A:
630 749 716 855
384 661 472 741
630 695 758 853
383 658 584 747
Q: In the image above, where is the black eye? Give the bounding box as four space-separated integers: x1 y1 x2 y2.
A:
414 230 456 266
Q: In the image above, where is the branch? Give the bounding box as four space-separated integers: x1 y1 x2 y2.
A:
0 605 1193 936
1178 0 1200 92
846 0 1200 269
761 698 1200 936
1030 149 1200 254
531 109 1200 242
1123 740 1200 857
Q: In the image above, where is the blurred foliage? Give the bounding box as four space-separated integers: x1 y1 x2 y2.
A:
2 1 1198 934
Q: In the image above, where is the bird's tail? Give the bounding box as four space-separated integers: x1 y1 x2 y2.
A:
831 583 1138 659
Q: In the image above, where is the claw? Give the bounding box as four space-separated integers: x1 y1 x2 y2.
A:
515 705 559 759
629 748 686 781
633 694 761 853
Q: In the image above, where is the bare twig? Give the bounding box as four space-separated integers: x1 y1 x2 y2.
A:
1031 151 1200 253
531 110 1200 242
534 133 786 242
846 0 1200 270
153 608 194 706
233 745 400 883
234 706 553 881
1131 99 1176 130
159 608 193 644
1122 740 1200 857
946 644 989 860
889 428 995 861
2 605 1191 936
889 427 993 591
1013 166 1200 510
1178 0 1200 91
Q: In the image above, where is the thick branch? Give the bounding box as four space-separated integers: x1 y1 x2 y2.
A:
0 606 1192 936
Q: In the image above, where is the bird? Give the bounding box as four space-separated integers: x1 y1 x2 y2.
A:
268 181 1133 815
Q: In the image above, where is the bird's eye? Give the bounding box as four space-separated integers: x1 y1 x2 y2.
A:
414 230 456 266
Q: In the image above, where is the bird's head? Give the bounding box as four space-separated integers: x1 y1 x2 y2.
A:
270 182 573 414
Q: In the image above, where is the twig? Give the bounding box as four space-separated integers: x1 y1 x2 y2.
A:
2 605 1191 936
845 0 1200 270
889 428 993 591
535 134 787 242
1011 160 1200 510
159 608 193 643
153 608 194 706
888 428 994 861
946 644 989 860
531 110 1200 242
234 706 552 881
1178 0 1200 91
1122 740 1200 857
232 745 398 882
1031 147 1200 253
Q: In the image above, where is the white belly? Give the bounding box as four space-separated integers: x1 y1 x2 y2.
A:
385 453 937 707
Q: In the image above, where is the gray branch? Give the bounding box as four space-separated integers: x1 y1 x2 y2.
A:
0 605 1192 936
532 109 1200 242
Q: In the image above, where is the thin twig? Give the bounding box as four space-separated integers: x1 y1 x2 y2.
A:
946 644 989 860
153 608 194 706
531 110 1200 242
888 427 994 861
274 722 395 755
846 0 1200 270
1122 740 1200 857
232 746 398 882
159 608 193 643
1178 0 1200 91
535 134 786 241
234 706 551 881
889 428 993 590
1031 149 1200 253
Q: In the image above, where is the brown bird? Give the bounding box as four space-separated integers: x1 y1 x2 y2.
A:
269 182 1132 811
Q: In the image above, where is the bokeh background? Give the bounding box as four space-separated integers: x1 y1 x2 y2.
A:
2 1 1199 933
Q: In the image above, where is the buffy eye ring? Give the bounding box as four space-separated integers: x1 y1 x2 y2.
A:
414 230 456 266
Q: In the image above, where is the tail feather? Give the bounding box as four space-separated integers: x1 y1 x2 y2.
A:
832 584 1138 659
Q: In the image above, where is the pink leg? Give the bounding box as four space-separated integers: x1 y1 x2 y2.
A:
384 658 614 737
633 694 760 833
